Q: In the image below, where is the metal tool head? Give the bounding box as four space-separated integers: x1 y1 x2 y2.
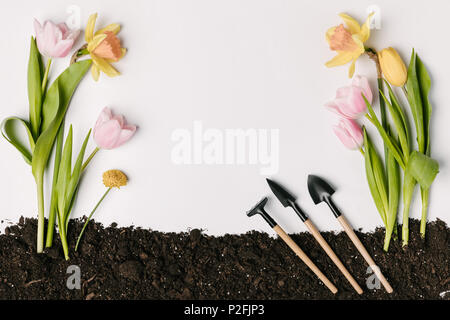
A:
307 175 335 205
246 197 268 217
246 197 276 228
266 178 296 207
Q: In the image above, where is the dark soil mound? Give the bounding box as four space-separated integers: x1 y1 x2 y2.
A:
0 217 448 300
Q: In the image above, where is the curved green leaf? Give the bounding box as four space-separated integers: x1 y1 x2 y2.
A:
1 116 35 165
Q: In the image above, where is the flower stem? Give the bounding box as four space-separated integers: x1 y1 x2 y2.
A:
75 187 112 252
59 222 70 260
41 58 52 93
359 148 365 156
82 147 100 172
36 176 45 253
70 44 88 65
420 188 429 238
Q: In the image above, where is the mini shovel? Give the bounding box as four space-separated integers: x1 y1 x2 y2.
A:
247 197 338 294
267 179 363 294
307 174 393 293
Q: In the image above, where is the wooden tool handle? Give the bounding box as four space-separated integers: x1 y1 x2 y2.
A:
337 216 393 293
273 225 338 294
304 219 363 294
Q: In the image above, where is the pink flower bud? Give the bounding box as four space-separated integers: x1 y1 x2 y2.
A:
33 19 80 58
93 107 136 150
333 118 363 150
325 75 372 119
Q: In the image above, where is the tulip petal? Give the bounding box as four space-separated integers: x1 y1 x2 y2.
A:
85 13 98 43
336 86 351 98
112 114 125 127
338 13 361 34
93 119 122 149
115 126 136 148
333 97 354 118
41 21 59 55
325 101 347 118
95 107 113 128
333 119 363 150
352 75 373 104
51 39 75 58
57 23 70 38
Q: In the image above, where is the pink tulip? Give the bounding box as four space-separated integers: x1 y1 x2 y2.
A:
34 19 80 58
325 75 373 119
333 118 363 150
93 107 137 149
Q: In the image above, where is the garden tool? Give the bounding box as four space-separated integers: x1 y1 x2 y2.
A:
307 174 393 293
266 178 363 294
247 197 338 294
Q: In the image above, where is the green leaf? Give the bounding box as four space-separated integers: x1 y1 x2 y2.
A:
384 147 400 251
407 151 439 190
406 50 425 153
56 125 73 220
383 82 411 158
64 129 91 224
28 37 43 139
416 54 432 156
31 60 91 182
364 95 405 169
41 60 92 132
363 129 387 225
1 117 35 165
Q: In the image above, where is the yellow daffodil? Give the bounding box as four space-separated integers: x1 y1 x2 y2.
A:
85 13 127 81
325 13 374 77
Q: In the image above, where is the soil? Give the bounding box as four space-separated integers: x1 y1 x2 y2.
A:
0 217 448 300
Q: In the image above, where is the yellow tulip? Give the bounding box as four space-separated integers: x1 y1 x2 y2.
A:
325 13 374 77
85 13 127 81
378 47 407 87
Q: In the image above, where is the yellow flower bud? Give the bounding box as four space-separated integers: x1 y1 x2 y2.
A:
378 47 407 87
103 170 128 188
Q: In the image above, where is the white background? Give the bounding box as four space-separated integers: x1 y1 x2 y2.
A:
0 0 448 236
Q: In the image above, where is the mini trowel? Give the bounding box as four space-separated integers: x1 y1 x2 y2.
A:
307 174 393 293
266 178 363 294
246 197 338 294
